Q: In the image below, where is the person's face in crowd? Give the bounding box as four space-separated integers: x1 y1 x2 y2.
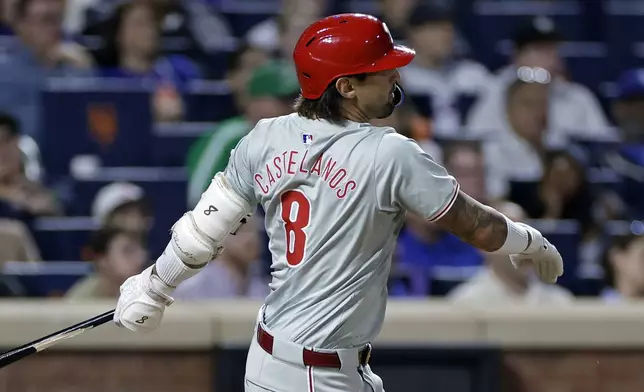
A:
542 153 583 200
507 82 549 144
610 237 644 296
379 0 417 27
227 47 270 107
514 42 563 76
0 126 21 183
612 97 644 142
118 4 159 59
408 21 455 65
16 0 63 55
444 146 486 202
223 215 261 268
97 233 148 284
106 202 152 235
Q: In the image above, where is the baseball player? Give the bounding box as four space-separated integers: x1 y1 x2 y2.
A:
113 13 564 392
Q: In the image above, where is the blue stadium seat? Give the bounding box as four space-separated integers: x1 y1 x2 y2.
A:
604 1 644 78
430 265 482 297
184 80 238 122
41 78 154 175
152 122 210 166
470 1 587 69
2 261 92 297
31 217 96 261
388 264 430 297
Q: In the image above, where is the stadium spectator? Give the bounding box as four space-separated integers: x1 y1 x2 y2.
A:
400 3 491 136
91 2 202 122
480 68 559 199
174 214 268 299
0 113 60 219
448 201 574 305
246 0 329 54
225 43 270 113
603 69 644 220
376 0 418 41
0 219 41 264
66 227 147 299
0 0 94 142
442 141 489 203
91 182 151 237
601 227 644 303
186 60 299 207
82 0 234 68
467 16 612 141
509 148 597 233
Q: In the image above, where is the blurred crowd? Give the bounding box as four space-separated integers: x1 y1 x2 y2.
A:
1 0 644 307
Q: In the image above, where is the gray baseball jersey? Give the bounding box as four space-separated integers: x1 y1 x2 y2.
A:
224 113 459 349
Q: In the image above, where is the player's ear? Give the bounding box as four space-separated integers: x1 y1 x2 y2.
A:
335 77 357 100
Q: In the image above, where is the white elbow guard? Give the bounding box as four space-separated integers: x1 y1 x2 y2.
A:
155 173 252 286
174 172 252 265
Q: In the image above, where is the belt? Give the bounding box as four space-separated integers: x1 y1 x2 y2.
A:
256 323 371 369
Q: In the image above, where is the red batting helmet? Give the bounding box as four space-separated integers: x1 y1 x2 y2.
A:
293 13 416 100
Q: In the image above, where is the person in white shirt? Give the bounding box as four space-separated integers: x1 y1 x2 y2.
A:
448 201 574 305
399 3 491 137
467 16 613 142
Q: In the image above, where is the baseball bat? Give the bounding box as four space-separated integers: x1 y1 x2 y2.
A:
0 309 115 370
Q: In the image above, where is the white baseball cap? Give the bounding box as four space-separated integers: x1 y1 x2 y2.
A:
91 182 145 224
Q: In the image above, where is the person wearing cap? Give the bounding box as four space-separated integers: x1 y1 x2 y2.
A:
400 3 491 136
185 59 300 206
91 182 151 235
467 16 612 142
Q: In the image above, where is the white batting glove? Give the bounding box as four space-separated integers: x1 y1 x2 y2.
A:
509 223 564 284
113 265 174 332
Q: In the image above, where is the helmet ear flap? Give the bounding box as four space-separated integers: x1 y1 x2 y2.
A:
393 83 405 107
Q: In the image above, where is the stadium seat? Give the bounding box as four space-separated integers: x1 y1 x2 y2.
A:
604 1 644 78
184 80 238 122
2 261 92 297
31 217 96 261
41 78 154 175
152 122 211 166
470 1 587 69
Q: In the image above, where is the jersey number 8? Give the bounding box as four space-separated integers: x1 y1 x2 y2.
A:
280 190 311 266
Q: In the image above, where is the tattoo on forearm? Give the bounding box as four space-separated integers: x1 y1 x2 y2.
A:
436 192 508 252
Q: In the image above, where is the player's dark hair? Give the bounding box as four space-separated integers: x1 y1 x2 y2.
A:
294 74 368 125
0 112 19 137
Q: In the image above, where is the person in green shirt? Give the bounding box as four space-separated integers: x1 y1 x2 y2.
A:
186 60 300 206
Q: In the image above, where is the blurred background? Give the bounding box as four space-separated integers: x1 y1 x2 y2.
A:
2 0 644 391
